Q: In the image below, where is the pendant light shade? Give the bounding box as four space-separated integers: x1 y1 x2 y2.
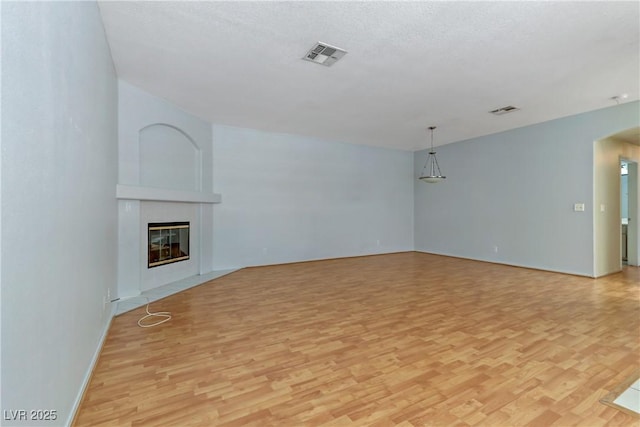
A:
418 126 446 183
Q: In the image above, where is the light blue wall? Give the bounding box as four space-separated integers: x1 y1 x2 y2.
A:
1 2 117 425
213 125 414 269
414 101 640 276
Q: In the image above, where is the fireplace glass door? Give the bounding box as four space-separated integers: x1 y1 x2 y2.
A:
148 222 190 268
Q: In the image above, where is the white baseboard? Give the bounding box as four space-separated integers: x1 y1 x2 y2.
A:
66 303 116 426
413 250 592 278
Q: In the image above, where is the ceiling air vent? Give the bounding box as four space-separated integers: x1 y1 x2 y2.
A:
489 105 520 115
302 42 347 67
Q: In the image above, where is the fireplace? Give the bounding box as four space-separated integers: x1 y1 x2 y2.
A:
148 222 190 268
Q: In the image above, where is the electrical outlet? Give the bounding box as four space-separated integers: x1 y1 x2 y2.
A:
493 246 499 253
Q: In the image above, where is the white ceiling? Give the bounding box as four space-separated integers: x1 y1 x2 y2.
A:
98 1 640 151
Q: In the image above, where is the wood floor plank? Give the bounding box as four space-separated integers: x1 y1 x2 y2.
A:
74 253 640 426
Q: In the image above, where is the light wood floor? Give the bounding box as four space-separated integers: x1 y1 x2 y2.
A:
74 252 640 426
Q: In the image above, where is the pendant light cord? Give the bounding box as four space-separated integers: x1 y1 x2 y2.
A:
429 126 436 152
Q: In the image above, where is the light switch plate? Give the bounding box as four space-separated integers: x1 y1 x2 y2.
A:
574 203 585 212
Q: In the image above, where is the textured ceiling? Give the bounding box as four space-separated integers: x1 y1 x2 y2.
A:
98 1 640 151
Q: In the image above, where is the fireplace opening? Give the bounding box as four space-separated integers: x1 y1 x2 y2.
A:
148 222 190 268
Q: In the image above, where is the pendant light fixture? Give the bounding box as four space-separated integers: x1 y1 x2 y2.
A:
418 126 446 183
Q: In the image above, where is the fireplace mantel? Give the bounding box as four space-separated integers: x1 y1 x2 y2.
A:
116 184 221 204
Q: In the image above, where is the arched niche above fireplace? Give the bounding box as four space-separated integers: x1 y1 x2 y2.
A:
139 123 201 191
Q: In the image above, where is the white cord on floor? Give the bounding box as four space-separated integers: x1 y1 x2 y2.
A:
138 298 172 328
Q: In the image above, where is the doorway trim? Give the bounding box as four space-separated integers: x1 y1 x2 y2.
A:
593 128 640 277
623 159 639 266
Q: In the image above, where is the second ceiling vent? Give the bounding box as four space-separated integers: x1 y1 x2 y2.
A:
489 105 520 115
302 42 347 67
